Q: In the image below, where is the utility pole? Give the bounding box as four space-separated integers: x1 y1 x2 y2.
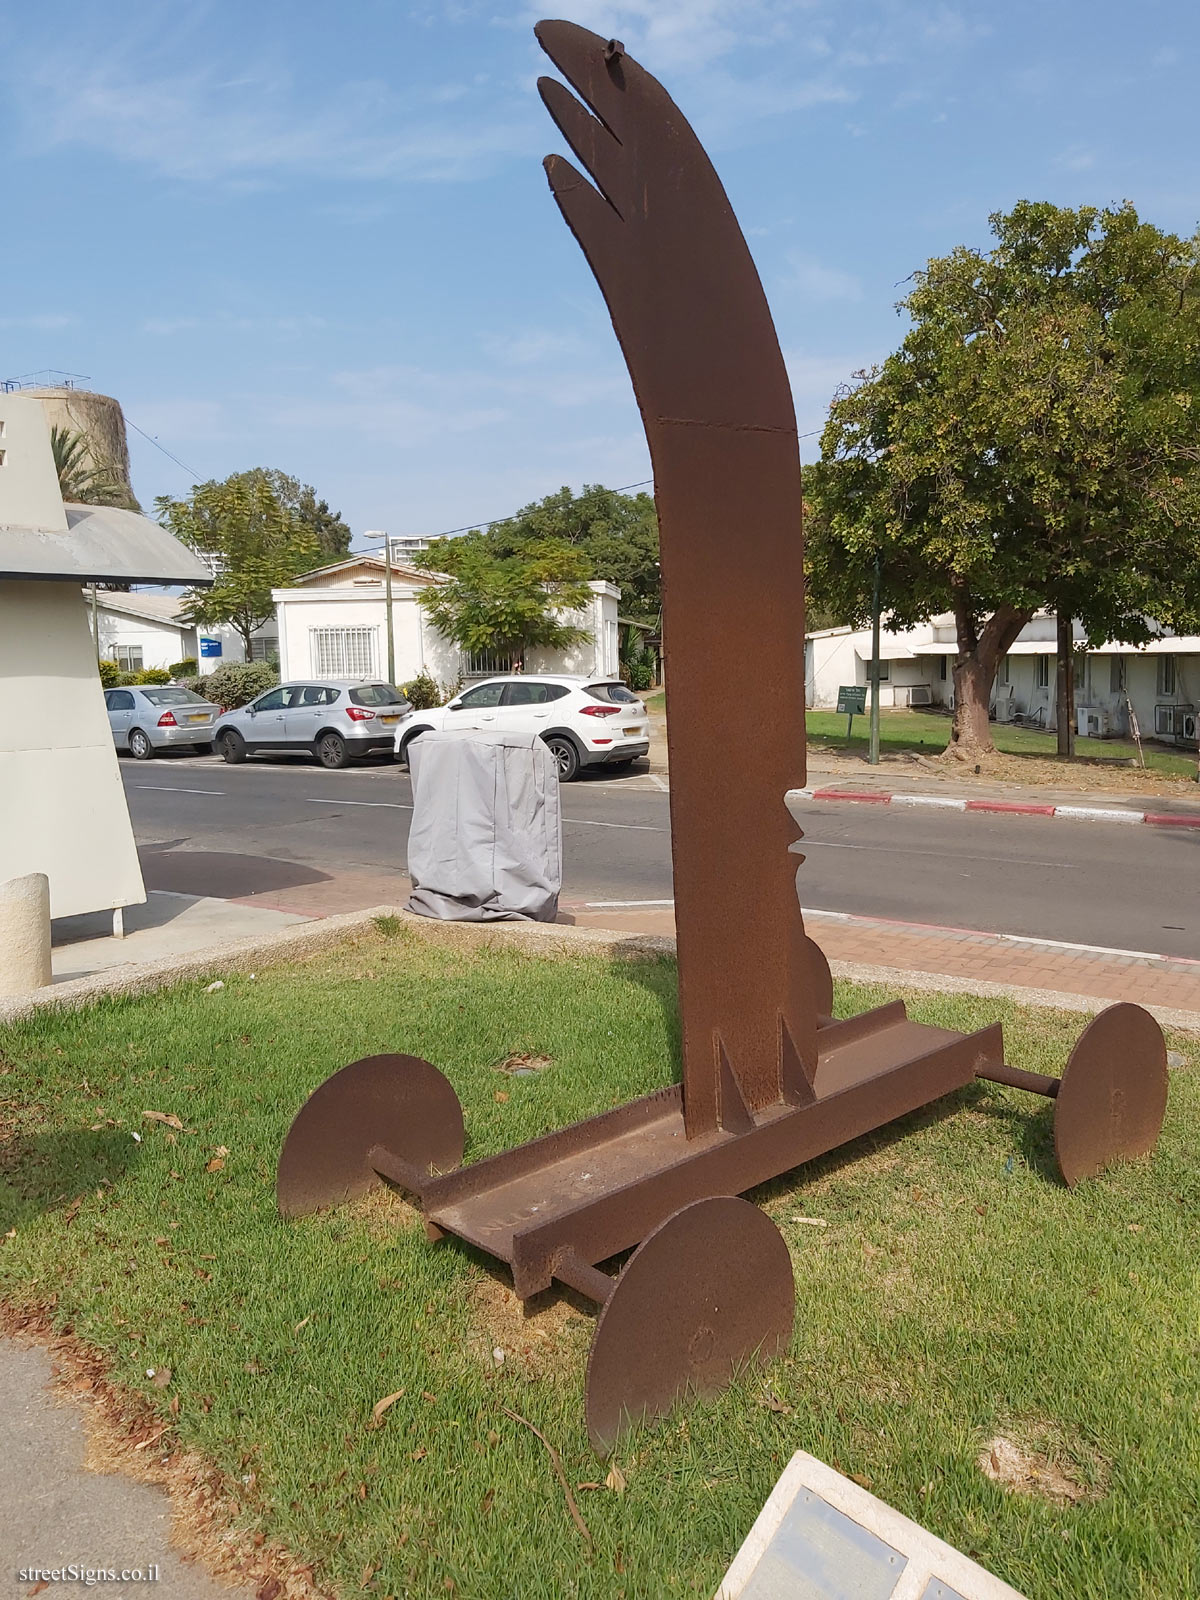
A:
364 531 396 685
91 585 100 662
868 551 882 766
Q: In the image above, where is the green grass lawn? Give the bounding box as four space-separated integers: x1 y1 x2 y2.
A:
1 930 1197 1599
805 708 1196 778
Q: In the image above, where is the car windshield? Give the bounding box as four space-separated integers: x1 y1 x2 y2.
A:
349 685 408 707
584 682 640 704
140 688 210 707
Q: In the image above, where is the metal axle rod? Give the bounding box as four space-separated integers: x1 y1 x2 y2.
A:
975 1063 1060 1099
554 1251 617 1305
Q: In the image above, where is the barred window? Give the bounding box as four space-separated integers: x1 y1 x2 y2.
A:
309 626 378 679
465 647 521 678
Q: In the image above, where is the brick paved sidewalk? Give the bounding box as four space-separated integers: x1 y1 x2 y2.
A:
562 901 1200 1027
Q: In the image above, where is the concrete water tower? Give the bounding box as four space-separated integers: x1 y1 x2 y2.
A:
2 371 138 508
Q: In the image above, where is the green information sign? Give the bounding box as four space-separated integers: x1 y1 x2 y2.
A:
836 685 867 739
836 686 867 716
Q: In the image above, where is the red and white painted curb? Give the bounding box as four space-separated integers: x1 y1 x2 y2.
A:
787 787 1200 828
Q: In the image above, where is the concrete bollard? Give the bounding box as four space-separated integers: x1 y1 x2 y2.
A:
0 873 53 994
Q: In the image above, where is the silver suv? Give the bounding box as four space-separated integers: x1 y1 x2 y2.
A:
213 680 412 770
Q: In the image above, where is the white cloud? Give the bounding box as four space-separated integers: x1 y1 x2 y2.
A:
1054 142 1096 173
6 44 536 184
0 313 76 330
141 313 327 338
780 253 863 303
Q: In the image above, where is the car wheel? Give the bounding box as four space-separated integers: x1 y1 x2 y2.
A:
545 735 581 782
316 731 351 770
399 727 431 767
128 728 155 761
192 741 214 756
219 731 248 765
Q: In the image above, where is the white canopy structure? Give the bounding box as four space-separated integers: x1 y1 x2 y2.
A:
0 394 211 922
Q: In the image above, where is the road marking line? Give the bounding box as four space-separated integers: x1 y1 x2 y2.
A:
304 798 412 810
137 785 225 795
802 906 1197 964
650 775 670 792
891 794 967 810
584 898 675 907
800 840 1059 868
564 818 664 831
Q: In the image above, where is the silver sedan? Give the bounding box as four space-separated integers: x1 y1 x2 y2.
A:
105 685 221 759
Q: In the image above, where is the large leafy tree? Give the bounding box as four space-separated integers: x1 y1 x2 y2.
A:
221 468 352 562
806 201 1200 759
441 484 660 622
157 475 319 658
415 537 593 665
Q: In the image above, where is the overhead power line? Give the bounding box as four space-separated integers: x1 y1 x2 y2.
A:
124 416 203 482
414 431 822 541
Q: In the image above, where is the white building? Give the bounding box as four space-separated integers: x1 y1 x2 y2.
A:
807 612 1200 744
85 591 276 672
271 555 620 686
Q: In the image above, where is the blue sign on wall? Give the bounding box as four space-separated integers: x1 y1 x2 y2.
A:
199 637 223 659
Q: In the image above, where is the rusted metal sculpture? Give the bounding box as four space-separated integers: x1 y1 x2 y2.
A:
278 20 1171 1454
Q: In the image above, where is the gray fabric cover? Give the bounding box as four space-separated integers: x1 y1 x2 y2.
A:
406 729 562 922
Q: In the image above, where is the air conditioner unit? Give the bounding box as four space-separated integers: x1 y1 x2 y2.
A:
1155 704 1196 738
1077 707 1110 739
991 682 1016 722
894 684 932 707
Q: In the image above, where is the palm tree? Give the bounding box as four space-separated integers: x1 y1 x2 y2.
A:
50 425 139 509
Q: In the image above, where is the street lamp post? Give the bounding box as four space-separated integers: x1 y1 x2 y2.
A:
363 531 396 686
868 551 882 766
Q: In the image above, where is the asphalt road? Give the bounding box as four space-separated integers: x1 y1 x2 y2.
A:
120 755 1200 958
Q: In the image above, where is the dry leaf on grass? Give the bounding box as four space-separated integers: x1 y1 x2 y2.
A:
205 1158 225 1173
370 1389 406 1426
605 1464 626 1494
151 1368 172 1388
492 1053 554 1075
143 1111 184 1130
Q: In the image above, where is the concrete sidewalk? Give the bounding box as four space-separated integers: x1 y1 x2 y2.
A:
0 1340 251 1600
52 892 308 982
799 757 1200 819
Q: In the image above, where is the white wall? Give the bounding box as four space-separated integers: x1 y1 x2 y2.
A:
95 608 194 671
272 579 620 687
0 580 146 918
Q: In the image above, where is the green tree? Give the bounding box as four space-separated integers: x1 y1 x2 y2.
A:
51 425 139 510
442 484 660 622
806 201 1200 759
220 469 352 563
415 538 593 665
157 475 319 659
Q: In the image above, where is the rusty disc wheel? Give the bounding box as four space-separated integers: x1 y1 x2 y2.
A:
584 1196 794 1455
277 1054 464 1217
1054 1003 1168 1188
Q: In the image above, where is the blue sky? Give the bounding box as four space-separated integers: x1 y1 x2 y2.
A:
4 0 1198 545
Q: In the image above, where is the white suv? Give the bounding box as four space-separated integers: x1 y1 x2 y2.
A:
394 674 650 781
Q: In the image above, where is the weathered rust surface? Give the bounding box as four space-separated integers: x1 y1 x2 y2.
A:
277 1054 464 1218
1054 1003 1168 1186
584 1196 794 1453
377 1014 1003 1298
536 19 815 1135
